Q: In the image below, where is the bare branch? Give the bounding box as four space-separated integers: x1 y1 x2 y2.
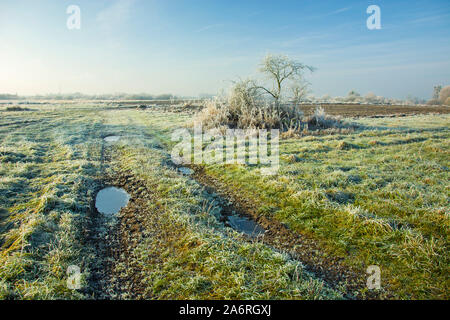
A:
258 54 315 103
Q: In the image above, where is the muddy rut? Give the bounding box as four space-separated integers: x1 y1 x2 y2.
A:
188 166 387 299
84 135 115 298
85 123 384 299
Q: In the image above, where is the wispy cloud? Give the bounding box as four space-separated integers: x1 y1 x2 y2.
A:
409 13 450 25
195 24 224 33
306 6 352 20
330 7 351 15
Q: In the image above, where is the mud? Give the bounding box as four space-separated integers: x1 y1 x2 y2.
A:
284 104 450 118
87 133 388 299
189 165 388 299
104 170 163 299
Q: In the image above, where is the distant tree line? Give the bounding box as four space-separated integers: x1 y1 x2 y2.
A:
0 93 178 101
0 94 19 100
2 84 448 106
427 85 450 106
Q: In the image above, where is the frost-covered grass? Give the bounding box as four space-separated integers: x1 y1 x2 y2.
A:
0 105 343 299
1 105 447 299
197 114 449 299
101 109 342 299
0 107 105 299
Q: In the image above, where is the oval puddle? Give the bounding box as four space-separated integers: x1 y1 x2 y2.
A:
104 136 121 143
227 215 265 238
178 167 194 175
95 187 130 215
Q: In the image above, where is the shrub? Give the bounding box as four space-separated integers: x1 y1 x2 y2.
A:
196 80 304 131
305 106 342 130
5 106 32 112
364 92 378 104
444 97 450 106
439 86 450 104
196 88 348 134
346 90 362 103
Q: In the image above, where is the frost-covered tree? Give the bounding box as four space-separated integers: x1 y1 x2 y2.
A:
256 54 315 103
346 90 361 103
320 94 331 102
433 85 442 100
364 92 377 104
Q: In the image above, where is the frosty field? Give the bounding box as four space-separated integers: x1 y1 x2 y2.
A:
0 103 448 299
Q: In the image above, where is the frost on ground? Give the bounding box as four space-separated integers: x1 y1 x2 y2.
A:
0 104 448 300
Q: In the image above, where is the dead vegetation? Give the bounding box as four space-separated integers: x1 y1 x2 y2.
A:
196 81 346 135
194 54 342 134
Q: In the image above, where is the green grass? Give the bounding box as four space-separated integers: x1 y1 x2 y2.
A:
109 140 341 299
0 107 105 298
197 114 450 299
0 105 343 299
1 105 448 299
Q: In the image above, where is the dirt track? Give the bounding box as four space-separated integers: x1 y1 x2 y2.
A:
187 166 390 299
85 119 399 299
295 104 450 117
89 145 389 299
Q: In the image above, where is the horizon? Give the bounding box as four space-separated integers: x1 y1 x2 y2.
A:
1 0 449 99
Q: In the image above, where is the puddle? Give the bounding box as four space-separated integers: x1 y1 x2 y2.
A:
170 161 266 238
104 136 121 143
95 187 130 215
178 167 194 175
227 215 265 237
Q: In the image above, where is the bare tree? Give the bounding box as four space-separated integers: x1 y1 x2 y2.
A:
433 85 442 100
291 80 311 107
255 54 315 103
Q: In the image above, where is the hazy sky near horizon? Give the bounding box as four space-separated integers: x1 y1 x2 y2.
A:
0 0 449 99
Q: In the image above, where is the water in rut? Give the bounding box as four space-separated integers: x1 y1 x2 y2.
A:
104 136 121 143
178 167 194 175
227 215 265 237
95 187 130 215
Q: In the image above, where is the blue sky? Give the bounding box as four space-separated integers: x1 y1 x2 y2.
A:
0 0 449 99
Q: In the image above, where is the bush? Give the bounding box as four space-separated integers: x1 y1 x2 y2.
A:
305 106 342 130
444 97 450 106
439 86 450 104
196 80 304 131
5 106 32 112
